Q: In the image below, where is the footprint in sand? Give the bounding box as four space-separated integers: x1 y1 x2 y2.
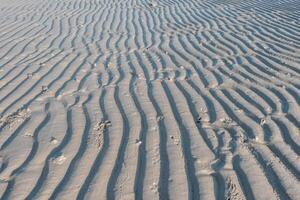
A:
52 154 66 165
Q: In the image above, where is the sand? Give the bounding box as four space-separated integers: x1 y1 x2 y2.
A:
0 0 300 199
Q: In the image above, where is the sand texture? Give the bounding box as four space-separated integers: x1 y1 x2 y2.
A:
0 0 300 199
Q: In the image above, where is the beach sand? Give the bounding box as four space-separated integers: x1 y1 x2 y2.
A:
0 0 300 199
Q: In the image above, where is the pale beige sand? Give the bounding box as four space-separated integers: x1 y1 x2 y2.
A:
0 0 300 199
